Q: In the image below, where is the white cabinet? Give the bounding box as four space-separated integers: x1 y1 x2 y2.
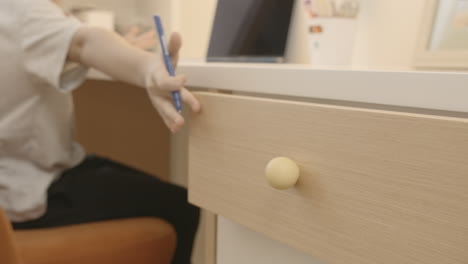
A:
217 217 323 264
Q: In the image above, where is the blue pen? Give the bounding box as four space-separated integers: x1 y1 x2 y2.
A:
154 16 182 112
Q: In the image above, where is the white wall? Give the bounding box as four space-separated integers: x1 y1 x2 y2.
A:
64 0 428 67
64 0 173 33
176 0 218 59
352 0 426 68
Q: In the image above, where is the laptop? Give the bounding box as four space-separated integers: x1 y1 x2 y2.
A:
207 0 295 63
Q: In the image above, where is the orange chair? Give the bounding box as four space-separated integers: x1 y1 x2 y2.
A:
0 209 176 264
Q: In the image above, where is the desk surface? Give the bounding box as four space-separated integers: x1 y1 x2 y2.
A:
89 62 468 113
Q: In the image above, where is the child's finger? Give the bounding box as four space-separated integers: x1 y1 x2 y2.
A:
156 72 186 92
168 32 182 68
124 26 140 39
140 31 156 39
157 98 185 133
181 88 201 113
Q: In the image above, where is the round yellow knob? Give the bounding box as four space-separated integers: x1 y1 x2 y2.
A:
265 157 300 190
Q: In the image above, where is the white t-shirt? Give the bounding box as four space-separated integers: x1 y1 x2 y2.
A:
0 0 88 222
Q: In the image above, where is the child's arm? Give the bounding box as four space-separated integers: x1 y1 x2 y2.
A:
68 27 200 133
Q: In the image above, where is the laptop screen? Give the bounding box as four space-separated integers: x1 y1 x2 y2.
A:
207 0 295 60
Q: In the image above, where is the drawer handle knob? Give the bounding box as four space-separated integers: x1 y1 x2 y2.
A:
265 157 300 190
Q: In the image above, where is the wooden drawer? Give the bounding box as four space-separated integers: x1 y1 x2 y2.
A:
188 92 468 264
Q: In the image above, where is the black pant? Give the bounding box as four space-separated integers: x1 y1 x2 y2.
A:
13 155 200 264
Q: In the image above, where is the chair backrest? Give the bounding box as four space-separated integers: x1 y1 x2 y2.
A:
0 209 22 264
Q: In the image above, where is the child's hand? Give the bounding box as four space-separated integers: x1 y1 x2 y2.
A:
69 26 198 133
123 26 157 51
145 32 201 133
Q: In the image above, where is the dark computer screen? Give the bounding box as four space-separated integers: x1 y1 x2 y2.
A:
207 0 295 59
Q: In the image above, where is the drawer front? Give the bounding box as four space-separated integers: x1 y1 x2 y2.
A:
188 92 468 264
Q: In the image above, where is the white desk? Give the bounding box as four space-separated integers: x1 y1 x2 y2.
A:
88 62 468 264
177 62 468 264
178 62 468 113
